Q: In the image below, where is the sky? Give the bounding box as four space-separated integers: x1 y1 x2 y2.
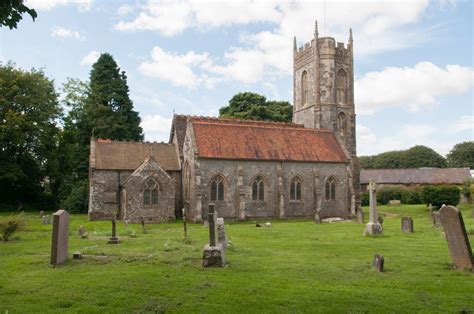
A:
1 0 472 156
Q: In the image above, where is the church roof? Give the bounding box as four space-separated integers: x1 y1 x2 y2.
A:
190 117 348 163
91 139 180 171
360 168 472 185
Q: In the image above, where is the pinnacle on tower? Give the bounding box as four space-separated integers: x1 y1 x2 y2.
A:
349 28 353 43
293 36 297 51
314 20 319 38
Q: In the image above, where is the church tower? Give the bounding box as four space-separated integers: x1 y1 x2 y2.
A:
293 21 360 210
292 21 356 156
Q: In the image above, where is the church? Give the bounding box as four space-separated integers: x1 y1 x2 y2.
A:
88 23 360 223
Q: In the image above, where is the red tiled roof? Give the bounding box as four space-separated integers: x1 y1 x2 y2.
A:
190 118 348 163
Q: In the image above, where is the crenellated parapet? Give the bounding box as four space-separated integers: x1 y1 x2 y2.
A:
294 39 315 70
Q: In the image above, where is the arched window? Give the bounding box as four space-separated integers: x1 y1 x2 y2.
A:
143 178 159 206
325 177 336 201
252 175 265 201
210 175 225 201
183 162 190 200
290 176 302 201
301 70 309 107
337 112 347 139
336 69 347 104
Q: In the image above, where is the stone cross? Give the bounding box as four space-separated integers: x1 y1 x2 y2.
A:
363 181 383 236
439 205 473 271
217 217 228 250
50 210 69 266
182 208 188 240
401 217 414 233
208 204 216 247
372 254 384 272
108 217 120 244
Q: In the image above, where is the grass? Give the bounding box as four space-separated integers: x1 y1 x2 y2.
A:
0 204 473 313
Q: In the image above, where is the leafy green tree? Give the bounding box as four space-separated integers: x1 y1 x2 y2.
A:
371 150 405 169
219 92 292 122
447 141 474 168
358 156 374 168
401 145 446 168
0 62 61 209
0 0 37 29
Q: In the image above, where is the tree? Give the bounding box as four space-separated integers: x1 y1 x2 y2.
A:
219 92 292 122
447 141 474 169
0 62 61 209
0 0 37 29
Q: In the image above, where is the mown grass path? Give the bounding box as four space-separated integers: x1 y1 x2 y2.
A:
1 205 473 313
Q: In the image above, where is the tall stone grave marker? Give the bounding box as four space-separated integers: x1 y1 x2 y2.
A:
108 217 120 244
439 205 473 271
217 217 228 250
182 208 188 240
357 206 364 224
50 210 69 266
401 217 414 233
363 181 383 236
202 204 225 267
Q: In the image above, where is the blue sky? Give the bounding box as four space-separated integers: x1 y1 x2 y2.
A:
1 0 472 156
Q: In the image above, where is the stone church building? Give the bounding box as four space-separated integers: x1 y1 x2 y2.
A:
88 23 360 223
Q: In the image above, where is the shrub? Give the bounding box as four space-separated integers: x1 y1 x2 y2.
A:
63 179 88 214
0 212 27 241
421 185 461 208
377 187 404 205
401 188 422 204
361 192 369 206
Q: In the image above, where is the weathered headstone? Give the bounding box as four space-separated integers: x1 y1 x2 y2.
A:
216 217 228 250
264 222 272 228
202 204 225 267
401 217 414 233
389 200 401 206
39 210 44 218
78 225 85 236
182 208 188 240
314 208 322 224
42 215 51 225
439 205 473 271
377 215 384 226
372 254 384 272
428 203 433 216
50 210 69 266
432 211 441 227
364 181 383 236
141 218 147 234
357 206 364 224
108 218 120 244
73 251 83 259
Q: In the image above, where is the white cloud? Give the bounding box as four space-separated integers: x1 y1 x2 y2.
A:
51 26 84 40
26 0 91 11
453 115 474 133
117 4 135 16
80 50 100 66
138 46 218 89
140 114 172 142
356 62 474 115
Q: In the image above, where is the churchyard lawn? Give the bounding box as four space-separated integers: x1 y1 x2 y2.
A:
1 204 472 313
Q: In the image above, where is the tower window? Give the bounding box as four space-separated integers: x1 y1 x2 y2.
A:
210 175 225 201
325 177 336 201
337 112 347 139
301 70 309 107
336 69 347 104
143 178 159 206
290 176 302 201
252 175 265 201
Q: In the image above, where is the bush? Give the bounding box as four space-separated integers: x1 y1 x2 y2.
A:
401 188 422 204
377 187 404 205
361 192 369 206
63 179 88 214
0 212 27 241
421 185 461 208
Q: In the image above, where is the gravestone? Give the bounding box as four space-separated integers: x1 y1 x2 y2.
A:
182 208 188 240
78 225 85 236
401 217 414 233
107 217 120 244
50 210 69 266
202 204 225 267
73 251 83 259
39 210 44 218
364 181 383 236
42 215 51 225
428 203 433 216
377 215 384 226
432 211 441 227
141 218 147 234
216 217 228 250
389 200 401 206
357 207 364 224
314 208 322 224
372 254 384 272
439 205 473 271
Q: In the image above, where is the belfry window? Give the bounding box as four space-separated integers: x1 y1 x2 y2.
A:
290 177 302 201
336 69 347 104
301 70 309 107
143 178 159 206
252 176 265 201
210 175 225 201
325 177 336 201
338 112 347 139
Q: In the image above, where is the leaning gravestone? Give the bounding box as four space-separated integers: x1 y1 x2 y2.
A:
50 210 70 266
439 205 473 271
216 217 228 250
202 204 225 267
364 181 383 236
401 217 414 233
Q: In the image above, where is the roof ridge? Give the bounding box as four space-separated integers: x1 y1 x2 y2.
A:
189 115 304 127
192 120 333 133
96 139 174 145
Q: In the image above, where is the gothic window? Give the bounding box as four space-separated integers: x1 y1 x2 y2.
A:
336 69 347 104
337 112 347 139
325 177 336 201
301 70 309 107
183 162 190 200
290 176 302 201
143 178 159 206
252 175 265 201
210 175 225 201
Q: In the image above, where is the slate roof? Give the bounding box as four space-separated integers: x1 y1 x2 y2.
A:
92 139 180 171
190 117 348 163
169 114 188 157
360 168 471 185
